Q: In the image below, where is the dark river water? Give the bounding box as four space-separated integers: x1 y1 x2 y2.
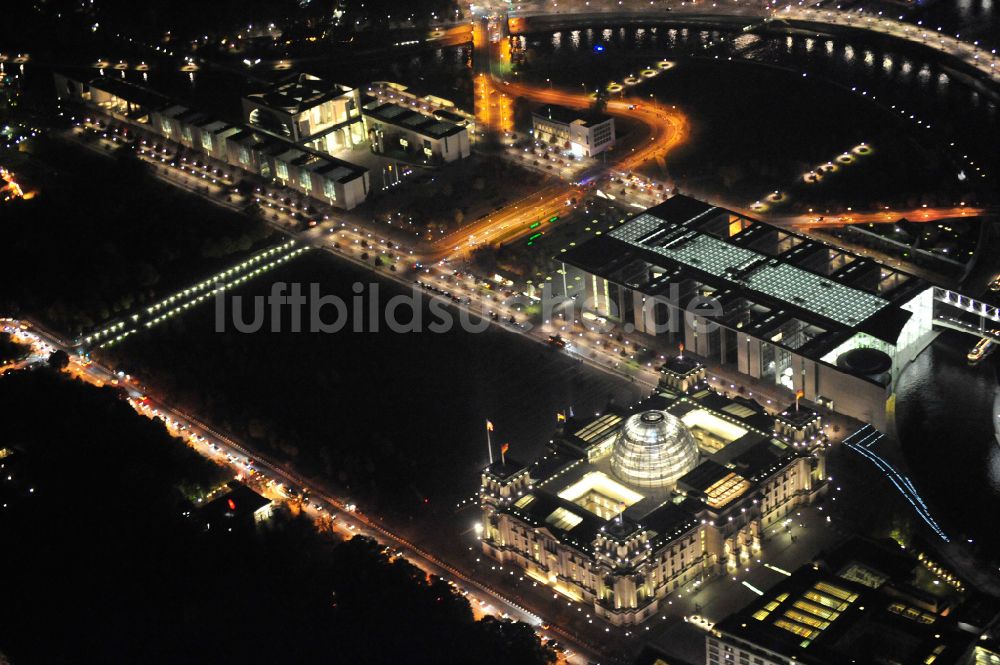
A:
513 22 999 196
902 0 999 50
895 331 1000 550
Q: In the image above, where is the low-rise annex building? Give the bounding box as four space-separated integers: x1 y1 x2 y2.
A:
709 538 999 665
531 104 615 158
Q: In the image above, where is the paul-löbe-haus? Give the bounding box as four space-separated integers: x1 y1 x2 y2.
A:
554 195 961 432
479 357 828 626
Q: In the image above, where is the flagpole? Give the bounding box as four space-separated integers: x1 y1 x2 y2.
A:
486 421 494 464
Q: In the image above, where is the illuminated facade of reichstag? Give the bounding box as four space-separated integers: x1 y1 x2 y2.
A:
479 355 828 626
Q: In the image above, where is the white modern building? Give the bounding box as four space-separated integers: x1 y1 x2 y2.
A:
531 104 615 157
242 73 366 154
557 196 942 430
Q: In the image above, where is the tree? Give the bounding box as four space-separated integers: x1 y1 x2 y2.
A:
47 350 70 371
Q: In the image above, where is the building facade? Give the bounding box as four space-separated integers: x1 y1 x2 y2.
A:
480 356 827 626
709 538 995 665
531 104 615 157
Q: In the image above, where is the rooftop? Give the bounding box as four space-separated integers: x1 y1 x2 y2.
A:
560 196 929 365
715 540 984 665
532 104 612 128
362 98 465 139
775 404 823 428
245 73 354 115
608 208 888 327
661 354 702 377
87 76 173 111
200 483 271 526
485 458 528 482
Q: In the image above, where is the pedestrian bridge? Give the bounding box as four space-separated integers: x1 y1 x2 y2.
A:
931 287 1000 342
933 317 1000 343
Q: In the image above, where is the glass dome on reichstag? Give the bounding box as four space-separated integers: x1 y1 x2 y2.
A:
610 410 700 488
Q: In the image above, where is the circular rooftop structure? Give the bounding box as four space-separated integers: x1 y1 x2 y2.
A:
836 347 892 375
610 410 700 488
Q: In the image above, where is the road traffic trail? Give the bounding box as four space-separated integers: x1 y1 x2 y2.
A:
773 205 989 228
441 77 689 259
500 80 689 173
432 182 578 256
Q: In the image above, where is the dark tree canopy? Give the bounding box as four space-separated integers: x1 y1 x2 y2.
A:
46 349 70 371
0 370 553 665
0 139 275 335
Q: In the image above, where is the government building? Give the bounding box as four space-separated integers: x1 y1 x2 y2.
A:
556 195 945 430
52 70 472 210
479 355 828 626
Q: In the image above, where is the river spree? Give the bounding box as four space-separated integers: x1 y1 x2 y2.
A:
895 331 1000 552
514 21 997 209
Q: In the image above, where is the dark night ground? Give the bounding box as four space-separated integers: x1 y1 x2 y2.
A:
0 138 278 336
101 251 645 526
